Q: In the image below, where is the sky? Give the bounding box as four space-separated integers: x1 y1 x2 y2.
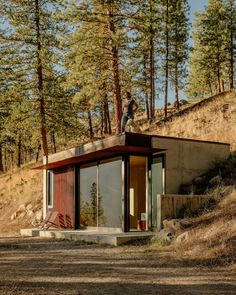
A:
189 0 208 18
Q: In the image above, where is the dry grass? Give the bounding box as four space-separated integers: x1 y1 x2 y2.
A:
143 91 236 151
173 191 236 265
0 163 42 236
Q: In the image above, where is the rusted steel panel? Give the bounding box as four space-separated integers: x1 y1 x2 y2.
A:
48 168 75 229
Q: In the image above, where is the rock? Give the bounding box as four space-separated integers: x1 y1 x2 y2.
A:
209 175 222 186
26 203 33 212
26 210 34 217
11 212 17 220
175 231 189 244
32 210 43 226
35 210 43 221
157 227 176 243
163 219 183 231
18 212 26 219
17 204 26 212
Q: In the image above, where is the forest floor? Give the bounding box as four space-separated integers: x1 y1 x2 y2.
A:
0 237 235 295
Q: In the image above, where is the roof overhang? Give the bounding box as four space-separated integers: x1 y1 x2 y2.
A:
35 133 165 170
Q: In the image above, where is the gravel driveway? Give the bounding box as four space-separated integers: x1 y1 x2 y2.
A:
0 237 235 295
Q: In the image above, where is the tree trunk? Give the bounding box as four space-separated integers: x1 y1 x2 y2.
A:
36 143 41 162
35 0 48 157
143 54 150 120
208 80 213 96
149 0 155 119
175 78 179 110
103 94 111 134
88 110 94 139
229 15 234 89
11 151 14 170
17 134 21 168
105 95 112 134
164 0 169 118
149 35 154 119
0 144 4 172
107 6 122 134
4 148 7 171
175 64 179 110
100 102 104 136
174 17 179 111
51 131 56 153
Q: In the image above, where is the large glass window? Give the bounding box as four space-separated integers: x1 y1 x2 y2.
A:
79 158 122 229
98 158 122 228
80 164 97 226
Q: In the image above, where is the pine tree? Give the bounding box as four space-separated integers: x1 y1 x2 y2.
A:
125 0 160 120
169 0 190 110
65 0 127 134
0 0 73 158
224 0 236 89
187 0 235 98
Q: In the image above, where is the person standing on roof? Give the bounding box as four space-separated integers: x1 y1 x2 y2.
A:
121 91 139 133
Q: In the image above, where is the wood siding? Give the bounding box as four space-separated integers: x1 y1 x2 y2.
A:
48 167 75 228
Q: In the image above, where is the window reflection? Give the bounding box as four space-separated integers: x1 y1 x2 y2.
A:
80 165 97 226
98 159 122 228
79 158 122 229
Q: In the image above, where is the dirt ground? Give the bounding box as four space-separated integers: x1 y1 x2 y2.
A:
0 237 235 295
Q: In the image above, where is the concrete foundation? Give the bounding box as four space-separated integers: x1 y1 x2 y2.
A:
20 228 154 246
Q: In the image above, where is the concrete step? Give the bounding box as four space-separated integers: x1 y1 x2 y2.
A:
20 228 154 246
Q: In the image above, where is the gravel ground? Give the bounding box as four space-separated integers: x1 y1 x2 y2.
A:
0 237 235 295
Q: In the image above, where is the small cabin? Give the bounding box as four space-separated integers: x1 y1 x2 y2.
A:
36 132 230 232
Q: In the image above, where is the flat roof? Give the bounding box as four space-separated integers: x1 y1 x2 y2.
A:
34 132 230 170
35 133 163 170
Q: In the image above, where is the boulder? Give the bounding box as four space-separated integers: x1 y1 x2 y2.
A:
32 210 43 226
175 231 189 244
17 204 26 212
157 227 176 243
10 212 17 220
18 212 26 219
163 219 183 231
26 210 34 217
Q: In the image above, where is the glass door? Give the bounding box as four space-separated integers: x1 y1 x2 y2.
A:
150 155 165 229
129 156 147 231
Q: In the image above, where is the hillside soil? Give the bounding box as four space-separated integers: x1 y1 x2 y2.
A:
0 237 235 295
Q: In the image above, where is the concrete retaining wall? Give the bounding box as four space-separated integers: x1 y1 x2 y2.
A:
152 136 230 194
156 194 214 231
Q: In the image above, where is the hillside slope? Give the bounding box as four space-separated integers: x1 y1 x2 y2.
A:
0 165 42 236
143 91 236 151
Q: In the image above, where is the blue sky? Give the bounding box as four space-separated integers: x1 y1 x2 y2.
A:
189 0 208 18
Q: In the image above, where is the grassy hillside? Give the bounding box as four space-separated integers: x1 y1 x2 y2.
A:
173 190 236 265
0 164 42 236
172 155 236 265
143 91 236 151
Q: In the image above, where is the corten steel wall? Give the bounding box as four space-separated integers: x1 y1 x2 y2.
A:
48 167 75 228
152 137 230 194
